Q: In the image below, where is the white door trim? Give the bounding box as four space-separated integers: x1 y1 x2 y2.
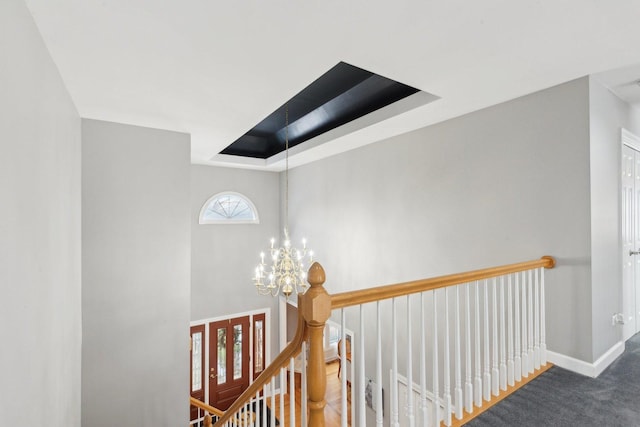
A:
621 128 640 339
622 128 640 151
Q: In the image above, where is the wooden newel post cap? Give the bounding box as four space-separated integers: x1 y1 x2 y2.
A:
307 262 326 287
302 262 331 326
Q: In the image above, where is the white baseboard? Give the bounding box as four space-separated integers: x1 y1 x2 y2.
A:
546 341 625 378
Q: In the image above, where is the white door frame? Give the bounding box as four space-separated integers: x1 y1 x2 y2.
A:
621 128 640 339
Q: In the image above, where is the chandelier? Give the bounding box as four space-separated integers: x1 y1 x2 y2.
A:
253 105 314 299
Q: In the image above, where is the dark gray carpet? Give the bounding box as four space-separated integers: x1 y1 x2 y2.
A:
466 334 640 426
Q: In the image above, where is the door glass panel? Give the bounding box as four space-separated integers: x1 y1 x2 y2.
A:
233 324 243 380
217 328 227 384
191 332 202 391
255 320 264 373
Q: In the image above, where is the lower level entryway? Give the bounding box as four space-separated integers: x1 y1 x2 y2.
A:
190 310 269 422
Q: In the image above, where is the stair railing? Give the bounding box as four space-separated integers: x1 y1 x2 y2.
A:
195 256 555 427
331 256 555 427
189 397 223 427
207 263 327 426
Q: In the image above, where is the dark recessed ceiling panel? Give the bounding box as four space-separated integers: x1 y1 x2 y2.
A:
220 62 422 159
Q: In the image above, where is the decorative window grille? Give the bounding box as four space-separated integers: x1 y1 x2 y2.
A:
199 192 259 224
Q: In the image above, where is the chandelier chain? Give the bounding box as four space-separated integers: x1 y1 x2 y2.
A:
252 103 313 299
285 104 289 232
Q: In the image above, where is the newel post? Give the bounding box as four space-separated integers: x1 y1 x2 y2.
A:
301 262 331 427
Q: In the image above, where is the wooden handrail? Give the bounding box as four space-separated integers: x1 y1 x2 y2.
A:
213 296 308 426
331 256 555 309
189 396 224 418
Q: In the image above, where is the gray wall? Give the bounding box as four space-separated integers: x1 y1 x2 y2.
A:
588 77 640 359
0 1 81 425
288 77 593 360
82 120 190 427
190 165 280 356
286 78 593 423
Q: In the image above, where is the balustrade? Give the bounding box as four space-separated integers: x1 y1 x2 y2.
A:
191 256 555 427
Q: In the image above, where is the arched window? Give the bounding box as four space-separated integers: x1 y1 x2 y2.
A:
199 192 259 224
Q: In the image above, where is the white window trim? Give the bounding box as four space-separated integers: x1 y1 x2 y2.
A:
198 191 260 224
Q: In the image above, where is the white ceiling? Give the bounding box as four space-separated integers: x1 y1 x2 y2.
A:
24 0 640 170
594 62 640 108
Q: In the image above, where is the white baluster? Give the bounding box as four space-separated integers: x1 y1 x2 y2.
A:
534 268 540 370
263 384 267 427
492 278 499 396
454 286 463 420
499 276 507 391
507 274 514 387
514 272 522 383
444 288 452 426
290 357 295 427
464 283 473 414
279 367 285 425
521 271 529 378
377 301 384 427
540 267 547 365
392 299 399 427
270 380 276 427
433 291 440 427
257 384 268 427
254 391 260 427
341 309 348 427
420 292 430 426
359 306 366 427
407 295 415 427
483 280 491 401
301 340 307 427
528 269 534 374
474 282 482 408
351 327 355 427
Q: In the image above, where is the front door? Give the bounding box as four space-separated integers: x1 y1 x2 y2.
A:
190 325 205 421
209 316 250 410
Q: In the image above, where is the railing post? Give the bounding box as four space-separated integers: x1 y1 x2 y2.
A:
302 262 331 427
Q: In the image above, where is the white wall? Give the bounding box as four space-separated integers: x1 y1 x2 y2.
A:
588 77 640 359
190 165 280 355
289 77 592 361
0 1 81 425
82 120 190 427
